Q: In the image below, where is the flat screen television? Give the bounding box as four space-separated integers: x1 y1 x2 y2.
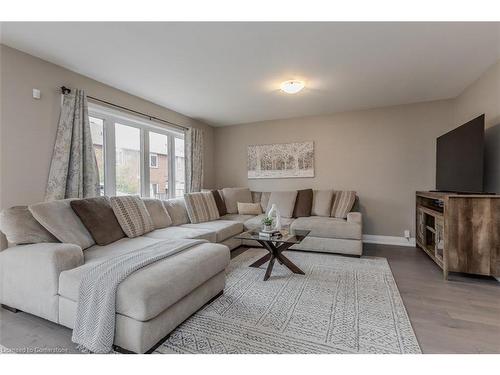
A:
436 114 485 193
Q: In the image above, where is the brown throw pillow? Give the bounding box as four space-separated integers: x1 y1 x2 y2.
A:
70 197 125 246
211 190 227 216
293 189 313 217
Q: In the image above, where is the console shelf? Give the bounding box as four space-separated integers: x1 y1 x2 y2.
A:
416 191 499 279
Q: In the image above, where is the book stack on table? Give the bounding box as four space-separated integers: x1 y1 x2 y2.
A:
258 230 282 238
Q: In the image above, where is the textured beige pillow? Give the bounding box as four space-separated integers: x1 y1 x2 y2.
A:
184 192 220 224
162 198 190 225
331 191 357 219
222 188 253 214
237 202 262 215
0 206 59 245
266 191 298 218
142 198 172 229
311 190 334 217
110 196 155 238
29 199 95 249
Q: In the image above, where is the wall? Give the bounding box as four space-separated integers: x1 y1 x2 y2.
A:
454 60 500 193
0 45 215 248
215 100 455 237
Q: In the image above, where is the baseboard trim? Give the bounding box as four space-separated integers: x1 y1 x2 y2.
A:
363 235 416 247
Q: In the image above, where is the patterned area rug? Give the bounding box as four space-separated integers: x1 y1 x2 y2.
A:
155 249 421 354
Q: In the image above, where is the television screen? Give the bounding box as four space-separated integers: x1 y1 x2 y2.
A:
436 115 484 193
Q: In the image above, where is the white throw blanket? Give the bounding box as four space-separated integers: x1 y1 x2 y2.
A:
71 238 205 353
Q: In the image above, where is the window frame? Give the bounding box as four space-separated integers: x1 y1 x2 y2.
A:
89 103 185 199
149 153 159 168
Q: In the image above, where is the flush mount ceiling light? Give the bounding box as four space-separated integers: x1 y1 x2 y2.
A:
280 80 305 94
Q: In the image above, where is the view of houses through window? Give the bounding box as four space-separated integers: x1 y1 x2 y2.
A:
89 108 185 199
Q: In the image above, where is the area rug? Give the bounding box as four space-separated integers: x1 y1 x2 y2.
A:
155 248 421 354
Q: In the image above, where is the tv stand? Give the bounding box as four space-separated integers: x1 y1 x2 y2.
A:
416 191 499 279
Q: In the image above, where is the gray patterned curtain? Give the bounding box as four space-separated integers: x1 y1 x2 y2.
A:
45 89 100 200
185 127 204 193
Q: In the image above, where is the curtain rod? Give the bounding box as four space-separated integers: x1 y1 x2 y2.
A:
60 86 189 132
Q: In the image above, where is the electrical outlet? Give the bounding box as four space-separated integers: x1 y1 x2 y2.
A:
32 88 41 99
404 230 410 239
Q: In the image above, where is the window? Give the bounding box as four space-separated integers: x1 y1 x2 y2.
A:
174 137 185 197
89 116 105 195
115 123 141 196
149 132 168 200
149 153 158 168
89 104 184 199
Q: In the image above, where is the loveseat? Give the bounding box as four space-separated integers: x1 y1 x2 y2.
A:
0 187 362 353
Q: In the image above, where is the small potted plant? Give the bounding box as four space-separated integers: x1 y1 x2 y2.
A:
262 216 273 232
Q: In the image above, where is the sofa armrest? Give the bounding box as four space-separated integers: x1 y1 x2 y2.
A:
0 243 83 322
347 212 362 225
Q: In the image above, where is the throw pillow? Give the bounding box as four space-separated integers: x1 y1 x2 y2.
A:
211 190 227 216
29 199 95 249
293 189 313 217
162 198 190 225
184 192 220 224
70 197 125 246
311 190 334 217
221 187 252 214
331 191 357 219
109 196 155 238
142 198 172 229
260 192 271 212
0 206 59 245
237 202 262 215
266 191 298 218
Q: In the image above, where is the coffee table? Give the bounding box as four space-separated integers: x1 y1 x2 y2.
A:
235 229 311 281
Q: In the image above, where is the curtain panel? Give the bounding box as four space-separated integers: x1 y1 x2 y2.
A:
185 128 204 193
45 89 100 201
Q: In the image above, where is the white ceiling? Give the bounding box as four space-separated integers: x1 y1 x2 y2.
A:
2 22 499 126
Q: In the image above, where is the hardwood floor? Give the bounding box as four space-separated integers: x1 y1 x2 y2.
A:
1 243 499 354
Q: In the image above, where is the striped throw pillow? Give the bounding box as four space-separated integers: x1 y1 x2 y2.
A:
109 196 155 238
331 191 356 219
184 192 220 224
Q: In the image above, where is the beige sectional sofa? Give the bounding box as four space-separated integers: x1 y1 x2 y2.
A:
0 188 362 353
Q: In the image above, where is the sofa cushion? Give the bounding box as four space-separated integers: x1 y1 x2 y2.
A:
0 206 59 245
221 188 252 214
181 220 243 242
142 198 172 229
184 192 220 224
219 214 256 223
70 197 125 246
144 226 216 242
84 237 162 262
311 190 334 217
266 191 298 218
162 198 190 225
59 242 230 321
29 199 95 249
290 216 361 240
293 189 313 217
331 191 357 219
243 214 295 231
110 196 155 238
237 202 262 215
211 190 227 216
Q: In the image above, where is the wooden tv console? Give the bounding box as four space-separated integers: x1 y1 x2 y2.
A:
416 191 499 280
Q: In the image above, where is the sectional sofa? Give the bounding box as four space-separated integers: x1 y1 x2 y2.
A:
0 187 362 353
